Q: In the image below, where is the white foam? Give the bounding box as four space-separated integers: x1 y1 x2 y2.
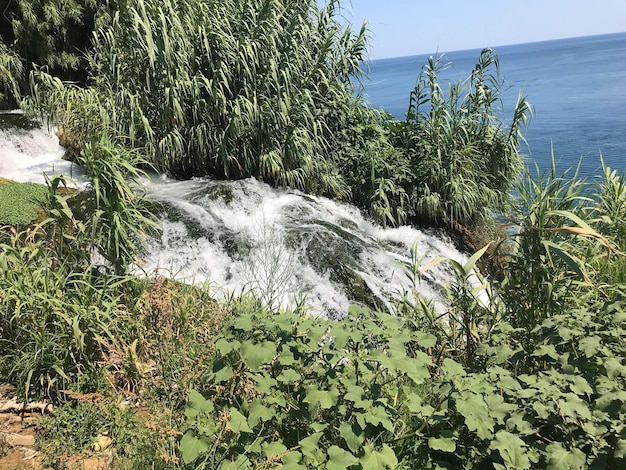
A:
0 116 86 186
141 177 471 318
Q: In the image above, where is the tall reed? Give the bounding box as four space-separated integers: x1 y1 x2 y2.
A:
29 0 369 198
394 49 532 227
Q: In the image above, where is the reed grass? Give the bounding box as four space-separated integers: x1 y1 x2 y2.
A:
29 0 368 198
396 49 532 227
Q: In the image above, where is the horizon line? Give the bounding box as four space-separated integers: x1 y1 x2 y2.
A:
369 30 626 62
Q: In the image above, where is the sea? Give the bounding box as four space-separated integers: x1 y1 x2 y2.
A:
361 32 626 180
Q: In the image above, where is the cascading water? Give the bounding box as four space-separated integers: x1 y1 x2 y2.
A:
0 111 85 186
1 114 475 318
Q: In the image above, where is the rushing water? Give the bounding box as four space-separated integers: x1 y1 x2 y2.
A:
0 114 473 318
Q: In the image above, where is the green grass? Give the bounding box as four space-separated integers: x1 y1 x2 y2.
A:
0 178 48 225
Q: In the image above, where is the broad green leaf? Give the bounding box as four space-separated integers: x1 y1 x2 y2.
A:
215 337 240 355
402 353 431 383
558 393 592 421
248 400 274 427
506 413 535 436
428 436 456 453
233 315 254 331
213 365 234 383
484 394 516 424
310 423 328 433
263 441 287 459
300 433 324 464
282 451 307 470
241 340 276 371
532 401 552 420
332 325 351 349
179 431 209 464
363 405 394 432
218 455 251 470
304 385 339 410
339 422 364 453
569 376 593 396
186 389 214 418
455 391 493 439
604 357 626 379
277 368 302 383
442 358 466 378
344 385 365 404
403 392 424 414
252 373 277 393
229 407 253 434
490 430 530 469
578 336 601 358
546 442 586 469
414 331 437 348
327 445 359 469
360 444 398 470
278 350 297 366
532 344 560 361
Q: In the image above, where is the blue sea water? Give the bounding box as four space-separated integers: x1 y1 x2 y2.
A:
362 32 626 180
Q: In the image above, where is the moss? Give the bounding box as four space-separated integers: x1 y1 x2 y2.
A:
0 178 49 225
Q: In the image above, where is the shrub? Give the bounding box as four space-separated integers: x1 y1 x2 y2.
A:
181 302 436 468
29 0 370 198
0 178 48 225
391 49 532 228
0 0 114 95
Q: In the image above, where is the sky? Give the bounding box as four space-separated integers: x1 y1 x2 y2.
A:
343 0 626 59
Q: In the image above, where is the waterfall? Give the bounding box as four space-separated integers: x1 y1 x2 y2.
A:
1 113 473 318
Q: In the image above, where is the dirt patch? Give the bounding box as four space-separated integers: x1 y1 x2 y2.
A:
0 411 46 470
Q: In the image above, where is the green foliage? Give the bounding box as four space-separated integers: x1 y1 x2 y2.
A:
337 109 411 227
29 0 369 198
0 178 48 225
37 397 177 469
78 136 158 275
0 0 114 98
0 224 131 400
37 399 111 457
181 302 434 468
594 156 626 250
0 43 23 105
390 49 531 228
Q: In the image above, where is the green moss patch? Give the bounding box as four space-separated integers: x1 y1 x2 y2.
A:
0 178 48 225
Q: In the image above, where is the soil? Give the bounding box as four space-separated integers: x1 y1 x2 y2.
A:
0 387 112 470
0 410 46 470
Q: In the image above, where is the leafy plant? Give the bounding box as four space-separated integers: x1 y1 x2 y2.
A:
28 0 370 199
0 42 23 105
181 302 436 469
391 49 531 228
78 136 158 275
0 224 130 400
0 178 48 225
0 0 114 98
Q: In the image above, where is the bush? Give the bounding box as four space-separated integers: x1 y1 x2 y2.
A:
0 178 48 225
391 49 531 228
0 0 114 98
29 0 370 198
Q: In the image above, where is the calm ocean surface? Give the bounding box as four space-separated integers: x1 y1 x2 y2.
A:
362 32 626 180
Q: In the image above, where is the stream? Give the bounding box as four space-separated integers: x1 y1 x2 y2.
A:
0 113 473 318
